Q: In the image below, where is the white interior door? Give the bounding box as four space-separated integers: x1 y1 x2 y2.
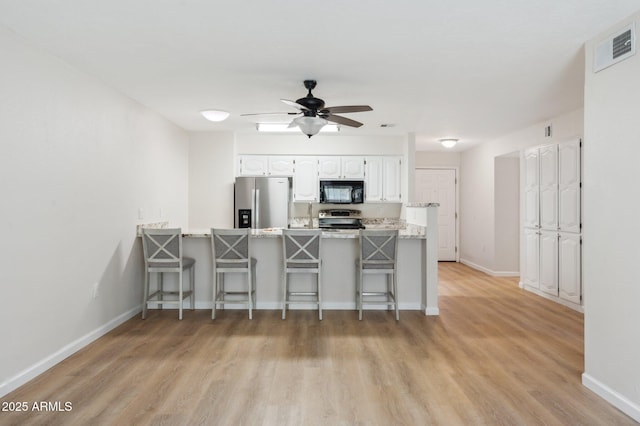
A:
414 168 457 261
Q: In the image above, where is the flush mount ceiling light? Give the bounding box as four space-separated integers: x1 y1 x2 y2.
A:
256 122 340 134
200 109 230 122
439 138 458 149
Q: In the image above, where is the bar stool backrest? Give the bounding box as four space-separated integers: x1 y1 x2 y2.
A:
211 228 251 269
359 230 399 269
282 229 322 267
142 228 183 269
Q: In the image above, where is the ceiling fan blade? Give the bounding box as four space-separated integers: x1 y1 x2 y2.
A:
240 112 299 116
321 105 372 114
281 99 310 111
323 114 364 128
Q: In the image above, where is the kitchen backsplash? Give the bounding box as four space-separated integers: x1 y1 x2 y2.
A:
290 202 401 219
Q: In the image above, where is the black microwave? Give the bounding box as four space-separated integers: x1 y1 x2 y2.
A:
319 180 364 204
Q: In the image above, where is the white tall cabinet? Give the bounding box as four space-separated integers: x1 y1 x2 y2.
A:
522 139 582 308
365 156 402 202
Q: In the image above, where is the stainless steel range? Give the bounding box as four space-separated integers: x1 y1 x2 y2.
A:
318 209 365 230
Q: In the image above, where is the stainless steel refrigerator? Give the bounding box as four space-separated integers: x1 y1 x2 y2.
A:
234 177 291 229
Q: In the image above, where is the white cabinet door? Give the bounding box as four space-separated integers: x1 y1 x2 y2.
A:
318 157 341 179
318 156 365 179
539 145 558 230
239 155 268 176
559 232 581 304
558 140 581 233
293 157 318 202
382 157 402 202
523 228 540 288
364 157 384 201
539 230 558 295
268 156 295 176
523 148 540 229
342 157 365 179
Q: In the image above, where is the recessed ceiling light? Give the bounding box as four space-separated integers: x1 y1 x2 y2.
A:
439 138 458 148
200 110 230 122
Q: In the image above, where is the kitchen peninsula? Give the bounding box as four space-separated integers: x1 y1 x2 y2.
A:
140 204 439 315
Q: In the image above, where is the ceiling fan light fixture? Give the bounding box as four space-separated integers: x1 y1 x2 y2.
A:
256 123 340 133
200 109 230 122
293 116 328 138
439 138 458 148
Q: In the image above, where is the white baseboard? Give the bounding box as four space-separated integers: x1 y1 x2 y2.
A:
459 258 519 277
582 373 640 422
0 306 141 398
424 306 439 315
522 284 584 313
158 302 422 311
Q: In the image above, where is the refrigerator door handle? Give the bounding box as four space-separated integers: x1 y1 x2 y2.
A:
255 189 260 228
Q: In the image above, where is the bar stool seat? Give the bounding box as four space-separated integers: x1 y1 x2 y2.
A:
141 228 195 320
282 229 323 320
211 228 256 319
356 229 399 320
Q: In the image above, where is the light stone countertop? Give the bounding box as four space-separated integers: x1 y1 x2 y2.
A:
182 224 425 239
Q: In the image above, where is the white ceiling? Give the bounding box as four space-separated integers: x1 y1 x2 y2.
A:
1 1 639 151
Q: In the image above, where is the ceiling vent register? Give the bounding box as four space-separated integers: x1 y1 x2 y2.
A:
594 23 636 73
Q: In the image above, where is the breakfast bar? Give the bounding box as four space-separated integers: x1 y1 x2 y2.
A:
140 204 439 315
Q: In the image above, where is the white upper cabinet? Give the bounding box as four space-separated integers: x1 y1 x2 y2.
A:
383 157 402 202
558 140 581 233
239 155 268 176
342 157 365 179
365 156 401 202
539 144 558 230
239 155 295 176
293 157 318 202
318 157 342 179
268 156 295 176
318 156 365 179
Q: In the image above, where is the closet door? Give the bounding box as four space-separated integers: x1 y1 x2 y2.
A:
539 230 558 296
522 228 540 288
539 145 558 231
523 148 540 229
558 140 581 233
559 233 581 304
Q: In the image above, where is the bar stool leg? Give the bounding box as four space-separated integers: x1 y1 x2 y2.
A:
282 272 288 320
318 267 322 321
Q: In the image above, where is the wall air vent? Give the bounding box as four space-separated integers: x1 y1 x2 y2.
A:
594 23 636 73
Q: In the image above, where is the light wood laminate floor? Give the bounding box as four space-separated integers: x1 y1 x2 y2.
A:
1 263 636 425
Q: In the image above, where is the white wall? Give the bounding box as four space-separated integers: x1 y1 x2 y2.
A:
415 151 461 168
459 109 583 274
582 12 640 422
188 131 236 229
187 132 408 227
494 155 520 273
0 26 189 396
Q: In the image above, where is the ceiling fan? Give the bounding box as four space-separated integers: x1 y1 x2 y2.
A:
241 80 373 138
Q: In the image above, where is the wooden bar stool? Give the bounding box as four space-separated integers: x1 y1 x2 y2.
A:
356 229 399 320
